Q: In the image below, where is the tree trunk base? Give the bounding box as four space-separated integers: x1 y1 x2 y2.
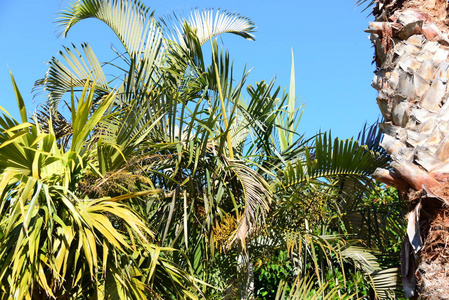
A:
416 205 449 299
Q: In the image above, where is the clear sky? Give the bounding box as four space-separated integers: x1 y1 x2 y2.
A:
0 0 379 139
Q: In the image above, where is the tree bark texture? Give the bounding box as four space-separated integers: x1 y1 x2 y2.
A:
368 0 449 298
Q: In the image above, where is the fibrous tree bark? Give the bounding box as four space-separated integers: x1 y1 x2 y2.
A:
368 0 449 298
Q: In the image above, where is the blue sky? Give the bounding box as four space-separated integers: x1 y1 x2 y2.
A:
0 0 379 139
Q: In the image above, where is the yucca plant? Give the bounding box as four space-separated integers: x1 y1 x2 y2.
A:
0 76 199 299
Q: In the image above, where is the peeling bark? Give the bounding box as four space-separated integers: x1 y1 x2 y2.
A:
368 0 449 298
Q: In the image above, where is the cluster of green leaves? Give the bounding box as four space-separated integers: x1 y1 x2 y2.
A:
0 0 407 299
0 77 197 299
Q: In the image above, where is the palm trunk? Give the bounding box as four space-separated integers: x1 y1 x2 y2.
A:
367 0 449 298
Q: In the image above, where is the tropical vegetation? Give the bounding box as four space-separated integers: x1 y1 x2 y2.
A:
0 0 412 298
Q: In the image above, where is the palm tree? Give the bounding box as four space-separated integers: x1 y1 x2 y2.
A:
361 0 449 297
0 0 395 298
36 1 270 297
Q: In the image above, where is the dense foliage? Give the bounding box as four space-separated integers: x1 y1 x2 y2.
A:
0 0 407 298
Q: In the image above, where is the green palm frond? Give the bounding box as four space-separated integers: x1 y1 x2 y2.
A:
35 43 109 110
95 98 165 174
34 102 73 150
342 247 399 299
278 132 387 193
289 232 343 279
275 275 350 300
58 0 155 56
371 267 400 299
229 109 250 157
357 120 388 157
240 79 284 156
10 72 27 123
342 246 381 274
356 0 376 13
277 50 302 152
163 8 255 49
70 80 116 153
40 0 166 109
43 0 165 116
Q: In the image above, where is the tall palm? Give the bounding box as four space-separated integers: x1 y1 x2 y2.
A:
33 1 272 297
27 0 393 298
361 0 449 297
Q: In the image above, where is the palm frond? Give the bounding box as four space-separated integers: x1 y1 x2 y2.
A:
277 50 302 152
35 43 109 111
275 275 350 300
357 120 388 157
228 159 272 249
58 0 155 56
34 102 73 150
163 8 255 49
356 0 376 13
278 132 387 193
342 247 399 299
48 0 165 114
0 79 200 299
